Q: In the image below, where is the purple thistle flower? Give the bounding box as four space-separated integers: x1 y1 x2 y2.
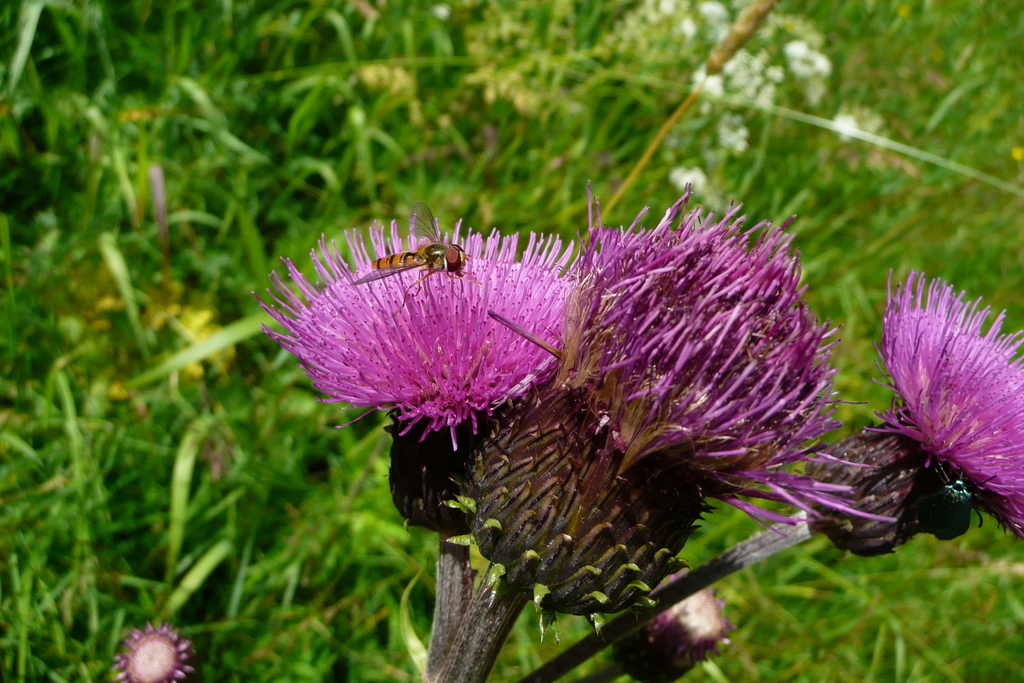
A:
560 192 843 519
257 214 573 442
465 189 847 615
878 272 1024 537
113 623 194 683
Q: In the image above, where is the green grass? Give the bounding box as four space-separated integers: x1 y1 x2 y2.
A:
3 0 1024 681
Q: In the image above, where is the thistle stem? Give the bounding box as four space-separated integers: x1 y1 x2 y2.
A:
426 539 474 678
517 519 813 683
430 579 529 683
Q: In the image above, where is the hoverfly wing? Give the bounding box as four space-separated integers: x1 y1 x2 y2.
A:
409 202 441 246
350 263 422 286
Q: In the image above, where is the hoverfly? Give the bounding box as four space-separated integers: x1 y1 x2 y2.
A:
351 203 468 286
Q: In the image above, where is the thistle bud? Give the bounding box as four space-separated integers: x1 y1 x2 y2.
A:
467 389 703 615
809 430 928 555
612 582 733 683
388 417 483 535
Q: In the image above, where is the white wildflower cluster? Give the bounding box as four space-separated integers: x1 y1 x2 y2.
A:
678 16 699 39
759 15 834 105
603 0 709 58
722 49 783 107
831 114 862 140
716 112 749 153
698 1 731 41
784 40 831 79
595 0 837 119
690 49 780 154
669 166 708 192
783 40 831 105
831 104 887 141
668 166 727 210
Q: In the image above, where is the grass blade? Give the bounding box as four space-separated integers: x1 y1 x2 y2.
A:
129 313 274 387
98 232 150 360
161 539 234 618
399 570 428 677
15 558 32 683
53 369 84 490
0 213 13 361
767 103 1024 200
233 200 269 285
7 0 43 97
696 94 1024 200
227 532 256 620
165 417 213 585
0 431 42 467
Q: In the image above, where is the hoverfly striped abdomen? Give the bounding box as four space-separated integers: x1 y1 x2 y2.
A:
372 251 428 271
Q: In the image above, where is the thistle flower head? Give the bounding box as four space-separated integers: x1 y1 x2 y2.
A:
877 272 1024 537
258 214 573 441
466 190 845 615
113 623 194 683
559 191 842 516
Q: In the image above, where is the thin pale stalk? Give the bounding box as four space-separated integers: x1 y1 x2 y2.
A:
605 82 704 216
705 0 781 74
517 519 813 683
605 0 780 216
426 540 474 677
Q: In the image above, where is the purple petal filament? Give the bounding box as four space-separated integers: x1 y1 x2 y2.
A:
558 191 843 521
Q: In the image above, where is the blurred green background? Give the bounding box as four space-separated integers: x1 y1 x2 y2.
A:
3 0 1024 681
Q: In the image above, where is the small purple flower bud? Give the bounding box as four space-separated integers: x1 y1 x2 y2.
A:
466 189 847 614
613 581 733 683
113 623 194 683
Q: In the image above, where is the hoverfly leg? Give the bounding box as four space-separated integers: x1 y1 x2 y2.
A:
382 271 433 320
450 271 482 294
458 275 482 300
